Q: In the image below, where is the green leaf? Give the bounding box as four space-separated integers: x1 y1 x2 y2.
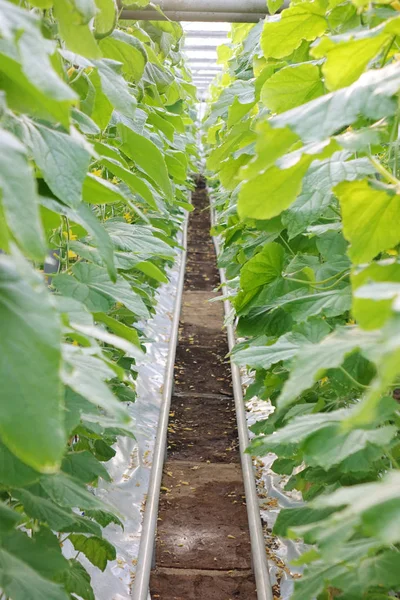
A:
134 260 168 283
28 121 92 209
53 0 101 59
40 473 108 511
104 220 175 258
234 331 308 369
311 17 400 91
261 1 327 59
93 312 141 347
302 425 397 470
0 441 39 487
39 195 116 282
94 0 117 39
99 34 146 82
83 173 129 204
117 124 173 201
54 262 149 318
0 129 45 260
267 0 284 15
2 529 68 579
0 253 65 473
99 157 157 209
62 450 111 483
238 155 311 220
359 551 400 589
15 488 101 534
0 546 69 600
335 179 400 265
0 504 22 535
55 559 95 600
240 242 284 291
69 534 116 571
278 327 379 409
283 154 375 238
352 260 400 329
271 63 400 143
261 63 324 113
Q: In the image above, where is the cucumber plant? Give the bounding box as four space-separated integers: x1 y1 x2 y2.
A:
206 4 400 598
0 1 196 598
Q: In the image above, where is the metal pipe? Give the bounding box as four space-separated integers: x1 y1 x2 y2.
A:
210 207 274 600
185 44 223 50
185 30 230 37
127 0 267 12
131 214 189 600
120 10 266 21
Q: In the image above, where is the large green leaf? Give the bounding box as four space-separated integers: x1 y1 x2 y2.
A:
271 63 400 143
0 129 45 260
53 262 149 318
335 179 400 264
53 0 101 59
283 154 375 238
99 34 146 82
240 242 284 291
117 124 173 201
0 253 65 473
0 546 68 600
261 1 327 59
311 16 400 90
261 63 324 113
55 559 95 600
69 534 116 571
94 0 117 39
28 121 92 209
278 327 379 409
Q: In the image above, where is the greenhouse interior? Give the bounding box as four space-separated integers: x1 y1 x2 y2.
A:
1 0 400 599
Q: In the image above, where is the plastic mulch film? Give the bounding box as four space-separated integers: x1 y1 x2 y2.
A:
63 239 184 600
243 373 309 600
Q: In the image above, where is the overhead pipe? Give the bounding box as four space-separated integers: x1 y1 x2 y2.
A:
120 10 267 22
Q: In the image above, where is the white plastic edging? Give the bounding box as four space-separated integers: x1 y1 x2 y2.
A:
211 206 274 600
131 212 189 600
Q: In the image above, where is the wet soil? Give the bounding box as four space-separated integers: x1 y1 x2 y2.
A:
149 178 257 600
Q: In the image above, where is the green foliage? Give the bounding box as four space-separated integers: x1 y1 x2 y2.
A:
0 2 196 597
205 5 400 598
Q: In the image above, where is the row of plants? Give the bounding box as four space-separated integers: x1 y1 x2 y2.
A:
0 1 195 598
205 3 400 598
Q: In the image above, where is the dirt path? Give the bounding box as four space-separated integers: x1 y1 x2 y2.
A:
149 179 257 600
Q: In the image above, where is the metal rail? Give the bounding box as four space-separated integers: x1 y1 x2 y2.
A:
120 10 267 22
131 214 189 600
211 206 274 600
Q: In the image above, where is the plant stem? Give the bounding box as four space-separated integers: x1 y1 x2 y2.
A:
338 366 369 390
279 234 295 256
370 156 400 186
380 36 396 68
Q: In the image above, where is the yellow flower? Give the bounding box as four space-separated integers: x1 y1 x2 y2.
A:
124 212 133 223
67 67 75 78
387 248 398 256
68 250 77 259
62 230 77 241
91 169 103 178
72 340 79 346
391 0 400 10
111 177 119 184
320 377 329 385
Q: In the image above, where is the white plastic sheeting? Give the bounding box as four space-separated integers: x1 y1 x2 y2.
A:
244 386 309 599
63 236 185 600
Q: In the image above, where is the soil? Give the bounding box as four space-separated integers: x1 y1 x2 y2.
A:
149 178 257 600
